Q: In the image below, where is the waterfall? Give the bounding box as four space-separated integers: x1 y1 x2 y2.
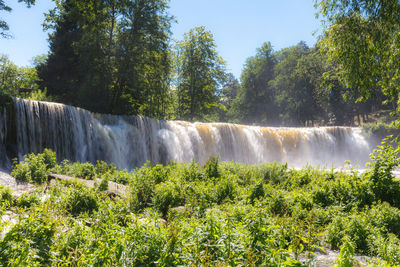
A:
1 98 372 170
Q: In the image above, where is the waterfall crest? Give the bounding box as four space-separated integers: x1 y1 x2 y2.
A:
2 98 371 170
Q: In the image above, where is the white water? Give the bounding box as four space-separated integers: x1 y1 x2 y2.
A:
2 98 372 170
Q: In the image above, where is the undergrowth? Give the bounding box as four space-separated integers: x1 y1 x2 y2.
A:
1 140 400 266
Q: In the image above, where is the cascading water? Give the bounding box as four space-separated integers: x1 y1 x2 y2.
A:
1 98 372 170
0 106 10 169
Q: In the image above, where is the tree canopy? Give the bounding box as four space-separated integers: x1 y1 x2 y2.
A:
315 0 400 113
175 26 226 121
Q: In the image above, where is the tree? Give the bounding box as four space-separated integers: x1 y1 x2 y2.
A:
270 42 322 126
38 0 173 116
231 42 276 125
0 54 52 101
175 26 226 121
37 0 85 106
315 0 400 114
220 73 240 121
112 0 173 118
0 0 35 38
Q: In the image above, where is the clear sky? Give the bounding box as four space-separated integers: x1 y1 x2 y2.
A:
0 0 320 79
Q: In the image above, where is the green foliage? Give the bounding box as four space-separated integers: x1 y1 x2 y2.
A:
362 122 398 138
204 155 220 179
39 0 173 118
63 185 98 216
262 161 289 184
333 238 356 267
175 26 227 121
367 137 400 206
153 180 185 216
182 160 205 181
249 181 265 204
15 192 40 209
61 161 96 180
215 175 237 204
316 0 400 118
231 42 277 124
0 185 12 208
97 176 109 192
0 212 56 266
95 160 117 176
0 54 53 101
5 150 400 264
0 0 35 38
11 148 56 184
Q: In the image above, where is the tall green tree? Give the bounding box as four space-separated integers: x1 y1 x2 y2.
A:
315 0 400 114
38 0 173 116
0 0 35 38
175 26 226 121
271 42 326 126
112 0 173 118
231 42 276 125
220 73 239 121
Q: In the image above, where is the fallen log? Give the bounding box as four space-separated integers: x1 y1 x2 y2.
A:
47 174 126 197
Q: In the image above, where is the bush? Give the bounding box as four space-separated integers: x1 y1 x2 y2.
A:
15 192 40 209
326 214 373 254
370 233 400 265
97 177 109 192
0 213 56 266
182 160 205 181
153 181 185 216
262 162 288 184
95 160 117 176
63 185 99 216
63 162 96 179
11 149 56 184
215 176 237 204
249 181 264 204
204 156 220 179
366 137 400 207
0 185 12 208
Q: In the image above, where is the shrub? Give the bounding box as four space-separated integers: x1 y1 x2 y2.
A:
15 192 40 209
262 162 288 184
153 181 185 216
326 213 373 254
11 149 57 184
204 156 220 179
63 185 99 216
0 213 56 266
0 185 12 208
249 181 264 204
370 233 400 265
333 238 357 267
182 160 205 181
95 160 117 176
266 192 290 216
215 176 237 204
366 137 400 207
97 177 109 192
63 162 96 179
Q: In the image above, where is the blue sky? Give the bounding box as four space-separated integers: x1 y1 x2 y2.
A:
0 0 320 78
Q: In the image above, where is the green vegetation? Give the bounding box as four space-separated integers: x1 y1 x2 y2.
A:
1 143 400 265
2 0 395 126
175 27 226 121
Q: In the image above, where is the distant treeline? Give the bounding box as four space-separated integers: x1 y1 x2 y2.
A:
0 0 394 126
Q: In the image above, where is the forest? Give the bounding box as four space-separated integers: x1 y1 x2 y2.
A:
0 0 395 126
